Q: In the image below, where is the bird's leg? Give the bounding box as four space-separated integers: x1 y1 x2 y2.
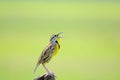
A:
42 63 54 76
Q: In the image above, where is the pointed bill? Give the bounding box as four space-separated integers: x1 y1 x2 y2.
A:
57 32 63 38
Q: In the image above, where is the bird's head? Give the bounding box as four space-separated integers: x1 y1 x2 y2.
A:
50 32 63 43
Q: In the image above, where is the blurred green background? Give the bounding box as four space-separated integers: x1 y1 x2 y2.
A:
0 1 120 80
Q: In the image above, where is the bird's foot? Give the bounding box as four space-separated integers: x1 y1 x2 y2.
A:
45 72 54 77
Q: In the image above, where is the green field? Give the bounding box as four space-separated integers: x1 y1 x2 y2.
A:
0 2 120 80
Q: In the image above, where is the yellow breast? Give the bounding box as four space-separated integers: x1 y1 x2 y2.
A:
52 43 60 57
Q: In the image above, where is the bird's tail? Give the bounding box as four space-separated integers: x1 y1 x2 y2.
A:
33 63 40 73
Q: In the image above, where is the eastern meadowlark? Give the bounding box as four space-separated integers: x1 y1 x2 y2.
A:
34 32 63 75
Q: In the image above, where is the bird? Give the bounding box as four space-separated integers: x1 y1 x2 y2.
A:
34 32 63 75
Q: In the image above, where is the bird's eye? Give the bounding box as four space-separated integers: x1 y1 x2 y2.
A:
50 35 54 40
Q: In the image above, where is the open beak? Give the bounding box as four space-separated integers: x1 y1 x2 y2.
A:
57 32 63 38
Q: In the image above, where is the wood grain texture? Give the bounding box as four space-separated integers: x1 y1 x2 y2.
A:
33 73 55 80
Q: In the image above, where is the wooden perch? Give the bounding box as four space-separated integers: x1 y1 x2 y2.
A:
33 73 55 80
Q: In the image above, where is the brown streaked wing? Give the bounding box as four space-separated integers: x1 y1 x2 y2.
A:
38 43 53 63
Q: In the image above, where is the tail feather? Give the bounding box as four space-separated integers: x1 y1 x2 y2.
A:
34 63 40 73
